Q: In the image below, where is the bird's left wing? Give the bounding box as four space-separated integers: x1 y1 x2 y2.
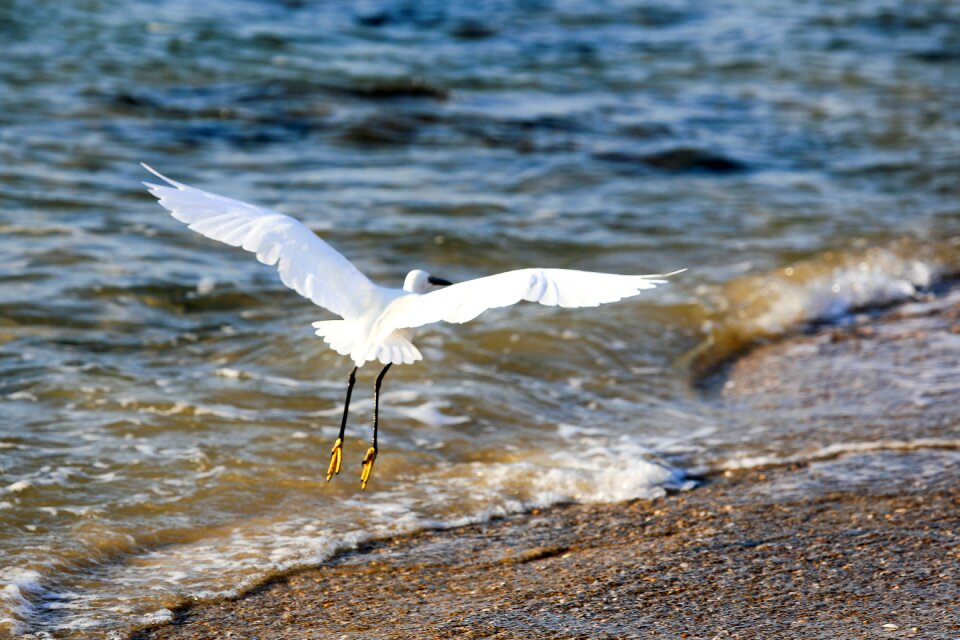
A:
386 268 684 330
142 164 380 321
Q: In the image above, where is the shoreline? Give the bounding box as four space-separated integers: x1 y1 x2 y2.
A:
132 461 958 640
133 288 960 640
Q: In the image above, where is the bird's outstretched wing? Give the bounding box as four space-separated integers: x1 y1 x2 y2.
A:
387 268 684 330
142 164 379 321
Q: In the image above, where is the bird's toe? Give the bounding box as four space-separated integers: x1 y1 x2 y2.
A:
326 438 343 482
360 447 377 490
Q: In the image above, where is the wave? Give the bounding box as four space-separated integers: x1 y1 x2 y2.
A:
0 570 44 636
717 438 960 471
686 238 960 376
0 437 691 638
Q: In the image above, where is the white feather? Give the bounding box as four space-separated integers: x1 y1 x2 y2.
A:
142 163 379 322
383 268 683 330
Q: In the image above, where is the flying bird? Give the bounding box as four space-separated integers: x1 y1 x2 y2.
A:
142 164 684 489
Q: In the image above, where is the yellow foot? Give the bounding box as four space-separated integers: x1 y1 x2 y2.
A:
360 447 377 491
326 438 343 482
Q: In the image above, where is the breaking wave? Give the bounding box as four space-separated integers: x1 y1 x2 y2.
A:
687 238 960 375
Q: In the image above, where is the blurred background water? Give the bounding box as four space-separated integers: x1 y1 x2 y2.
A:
1 0 958 637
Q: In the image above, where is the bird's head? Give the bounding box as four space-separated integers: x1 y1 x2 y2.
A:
404 269 453 293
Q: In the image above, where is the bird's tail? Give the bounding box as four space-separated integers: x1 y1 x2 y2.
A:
313 320 422 366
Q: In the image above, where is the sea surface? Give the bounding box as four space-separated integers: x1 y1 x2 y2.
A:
1 0 958 637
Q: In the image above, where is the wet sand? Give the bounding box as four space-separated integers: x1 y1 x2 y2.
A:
134 288 960 640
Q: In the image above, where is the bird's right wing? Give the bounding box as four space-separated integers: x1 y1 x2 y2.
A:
142 164 380 321
386 268 684 330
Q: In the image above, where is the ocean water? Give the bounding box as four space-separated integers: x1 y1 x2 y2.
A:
1 0 959 636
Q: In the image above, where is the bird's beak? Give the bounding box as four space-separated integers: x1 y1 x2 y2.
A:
427 276 453 287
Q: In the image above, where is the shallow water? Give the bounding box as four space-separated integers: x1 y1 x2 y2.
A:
1 0 959 636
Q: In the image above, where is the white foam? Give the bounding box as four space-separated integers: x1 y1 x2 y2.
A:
698 246 957 372
215 366 337 389
195 276 216 295
0 569 44 635
395 401 469 427
756 251 939 335
130 400 259 421
719 438 960 471
215 367 245 379
140 608 174 626
481 455 685 505
3 480 32 494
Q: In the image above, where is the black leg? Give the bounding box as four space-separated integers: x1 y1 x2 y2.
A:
326 365 357 482
361 363 392 490
339 366 358 443
372 363 392 450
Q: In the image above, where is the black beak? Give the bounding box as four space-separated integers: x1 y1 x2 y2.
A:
427 276 453 286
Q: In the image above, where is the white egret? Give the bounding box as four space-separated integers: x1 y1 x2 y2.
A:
142 164 684 489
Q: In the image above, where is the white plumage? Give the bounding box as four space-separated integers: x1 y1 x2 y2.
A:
143 163 683 367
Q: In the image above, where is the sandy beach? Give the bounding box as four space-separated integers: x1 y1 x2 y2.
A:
133 288 960 640
131 466 958 640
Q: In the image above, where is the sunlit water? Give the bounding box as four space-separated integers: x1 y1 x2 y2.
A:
1 0 959 636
